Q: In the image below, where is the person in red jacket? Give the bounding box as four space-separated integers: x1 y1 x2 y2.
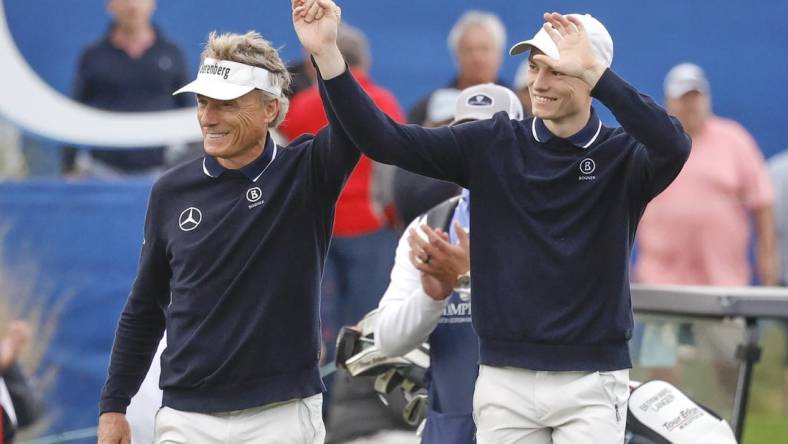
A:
280 19 405 386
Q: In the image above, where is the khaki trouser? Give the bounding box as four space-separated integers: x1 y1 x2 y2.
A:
154 394 325 444
473 366 629 444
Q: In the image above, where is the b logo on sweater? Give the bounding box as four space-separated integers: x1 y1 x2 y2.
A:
247 187 262 203
579 158 597 180
247 187 265 209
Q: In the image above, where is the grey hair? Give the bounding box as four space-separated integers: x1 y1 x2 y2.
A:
201 31 291 128
447 10 506 55
337 23 371 69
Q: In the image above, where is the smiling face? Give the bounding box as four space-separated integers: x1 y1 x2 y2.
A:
526 50 591 123
197 90 278 168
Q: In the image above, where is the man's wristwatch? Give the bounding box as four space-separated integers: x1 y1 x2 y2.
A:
454 271 471 294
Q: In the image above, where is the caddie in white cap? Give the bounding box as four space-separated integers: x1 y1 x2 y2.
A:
296 3 691 444
98 28 363 444
450 83 524 126
372 82 524 444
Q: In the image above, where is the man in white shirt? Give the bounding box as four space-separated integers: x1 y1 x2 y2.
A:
374 83 523 444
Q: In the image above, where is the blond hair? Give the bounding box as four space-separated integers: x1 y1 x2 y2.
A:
202 31 291 127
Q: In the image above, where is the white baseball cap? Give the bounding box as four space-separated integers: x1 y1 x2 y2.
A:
173 58 283 100
451 83 524 126
664 63 710 99
509 14 614 68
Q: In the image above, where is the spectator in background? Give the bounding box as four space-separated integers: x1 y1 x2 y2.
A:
281 22 404 368
635 63 777 286
633 64 776 393
1 320 42 443
407 11 507 125
393 72 533 228
513 59 533 116
62 0 193 177
769 153 788 285
767 137 788 412
393 11 507 228
0 121 27 179
393 89 462 227
419 89 461 129
287 51 317 98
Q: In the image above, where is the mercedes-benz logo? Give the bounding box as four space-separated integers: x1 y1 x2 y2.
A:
179 207 202 232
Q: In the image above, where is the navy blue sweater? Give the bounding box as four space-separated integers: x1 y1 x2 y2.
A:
321 68 690 371
99 83 359 413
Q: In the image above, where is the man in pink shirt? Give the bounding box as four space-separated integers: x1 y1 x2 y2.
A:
635 63 777 286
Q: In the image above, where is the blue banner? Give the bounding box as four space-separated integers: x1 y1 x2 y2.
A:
0 179 153 436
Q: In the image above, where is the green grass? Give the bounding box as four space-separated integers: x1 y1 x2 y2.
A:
743 414 788 444
742 322 788 443
631 317 788 443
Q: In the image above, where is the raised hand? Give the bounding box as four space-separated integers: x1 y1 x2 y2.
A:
532 12 606 88
291 0 341 56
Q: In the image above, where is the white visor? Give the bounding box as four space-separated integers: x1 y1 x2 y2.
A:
173 58 283 100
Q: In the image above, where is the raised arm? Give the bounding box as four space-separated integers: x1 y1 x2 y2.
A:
534 13 690 199
592 70 691 199
305 59 361 196
292 0 480 187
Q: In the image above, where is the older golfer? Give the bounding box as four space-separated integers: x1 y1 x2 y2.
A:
98 29 359 443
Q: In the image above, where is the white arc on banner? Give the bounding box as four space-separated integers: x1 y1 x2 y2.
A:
0 2 201 147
